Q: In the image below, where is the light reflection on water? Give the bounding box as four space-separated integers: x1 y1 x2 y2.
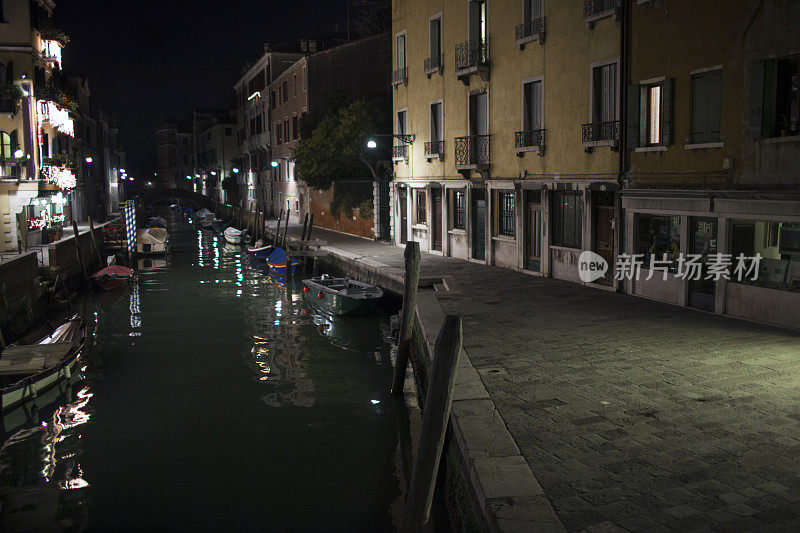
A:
0 211 406 530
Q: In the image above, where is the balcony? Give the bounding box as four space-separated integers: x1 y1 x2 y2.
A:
392 144 409 162
424 54 444 78
391 67 408 88
583 0 620 26
515 129 546 156
515 17 546 49
581 121 620 152
424 140 444 161
454 135 490 171
455 39 490 85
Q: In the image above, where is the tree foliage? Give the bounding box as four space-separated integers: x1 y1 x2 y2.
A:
293 100 388 190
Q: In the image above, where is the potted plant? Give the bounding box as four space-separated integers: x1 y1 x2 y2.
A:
48 224 63 242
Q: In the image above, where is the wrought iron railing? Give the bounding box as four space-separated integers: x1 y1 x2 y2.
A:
515 17 546 41
392 144 409 160
424 140 444 156
581 121 620 143
454 135 490 166
391 67 408 86
455 39 489 71
424 54 444 74
515 129 545 149
583 0 620 18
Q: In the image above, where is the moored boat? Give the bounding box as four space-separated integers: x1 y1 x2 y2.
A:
302 275 383 316
147 216 168 228
266 247 300 275
137 227 169 254
195 208 214 228
91 264 132 290
0 315 86 413
224 227 247 245
247 240 275 260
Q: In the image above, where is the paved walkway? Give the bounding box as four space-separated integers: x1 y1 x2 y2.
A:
279 222 800 531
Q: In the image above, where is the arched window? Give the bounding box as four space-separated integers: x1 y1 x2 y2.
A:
0 131 13 178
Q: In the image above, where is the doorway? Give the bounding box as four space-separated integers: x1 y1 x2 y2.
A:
399 187 408 244
593 191 615 285
526 191 542 271
472 189 486 261
432 187 443 251
688 217 718 312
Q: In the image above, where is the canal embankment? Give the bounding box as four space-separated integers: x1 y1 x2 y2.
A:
262 220 564 532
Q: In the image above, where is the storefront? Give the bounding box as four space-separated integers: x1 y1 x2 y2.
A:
23 190 70 246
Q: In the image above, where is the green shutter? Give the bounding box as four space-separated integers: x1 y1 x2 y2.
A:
691 74 707 143
626 84 640 148
747 60 765 139
707 70 722 142
661 78 674 145
762 59 777 138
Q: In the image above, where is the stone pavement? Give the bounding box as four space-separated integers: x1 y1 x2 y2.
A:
278 223 800 531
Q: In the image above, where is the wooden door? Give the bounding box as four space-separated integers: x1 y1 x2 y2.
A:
432 188 443 251
399 188 408 244
526 199 542 271
594 205 615 285
472 189 485 260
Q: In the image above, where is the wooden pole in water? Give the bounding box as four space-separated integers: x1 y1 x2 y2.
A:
88 216 103 267
405 314 462 529
281 209 290 249
273 208 284 247
300 212 309 243
391 241 420 395
72 220 89 281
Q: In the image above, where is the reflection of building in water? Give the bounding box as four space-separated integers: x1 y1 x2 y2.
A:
242 282 315 408
129 282 141 335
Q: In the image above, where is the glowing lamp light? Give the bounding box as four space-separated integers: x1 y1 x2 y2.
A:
366 139 377 149
195 174 200 178
211 171 217 176
232 167 239 173
85 156 93 163
120 168 126 173
41 165 76 189
271 161 278 168
13 149 24 158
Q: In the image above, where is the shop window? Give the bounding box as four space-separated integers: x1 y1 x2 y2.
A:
415 189 426 225
451 189 466 230
551 191 582 248
730 220 800 291
496 191 515 237
635 214 681 271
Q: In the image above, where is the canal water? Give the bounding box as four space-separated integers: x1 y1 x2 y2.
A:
0 212 409 530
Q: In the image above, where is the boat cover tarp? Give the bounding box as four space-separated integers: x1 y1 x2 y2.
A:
224 227 245 237
138 228 169 244
92 265 132 279
197 208 213 218
267 247 288 264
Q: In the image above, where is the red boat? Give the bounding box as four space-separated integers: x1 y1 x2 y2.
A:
91 264 132 290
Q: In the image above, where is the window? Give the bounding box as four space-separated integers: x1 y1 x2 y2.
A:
430 102 442 143
522 79 542 132
452 190 466 230
0 130 13 177
397 109 407 137
552 191 582 248
730 220 800 291
415 189 426 225
628 79 674 148
396 33 406 70
292 116 299 140
497 191 515 237
429 15 441 63
275 122 282 144
592 62 617 124
646 84 661 145
293 74 297 97
284 121 289 143
271 90 276 109
302 66 307 92
469 0 487 44
635 214 681 270
523 0 543 21
690 68 721 144
283 81 288 103
752 56 800 138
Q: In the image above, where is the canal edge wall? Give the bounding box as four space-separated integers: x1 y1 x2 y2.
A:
308 241 566 532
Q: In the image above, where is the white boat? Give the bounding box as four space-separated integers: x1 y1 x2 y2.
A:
195 208 214 228
224 227 247 245
0 315 86 413
137 227 169 254
302 275 383 316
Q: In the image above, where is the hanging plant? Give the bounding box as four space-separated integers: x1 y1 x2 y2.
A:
43 154 76 169
36 84 78 113
40 28 70 46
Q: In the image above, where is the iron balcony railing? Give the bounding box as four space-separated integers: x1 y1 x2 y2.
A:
581 121 620 143
391 67 408 87
424 54 444 75
392 144 409 160
454 135 490 166
515 129 545 149
515 17 546 41
455 39 489 71
424 140 444 157
583 0 620 18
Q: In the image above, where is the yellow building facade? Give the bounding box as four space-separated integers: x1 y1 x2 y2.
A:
391 0 624 285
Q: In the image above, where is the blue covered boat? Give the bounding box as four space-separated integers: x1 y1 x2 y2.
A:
266 247 300 275
247 241 275 260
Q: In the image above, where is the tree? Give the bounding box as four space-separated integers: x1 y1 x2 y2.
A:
293 100 389 190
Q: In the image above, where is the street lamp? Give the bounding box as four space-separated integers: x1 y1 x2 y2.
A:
232 167 239 173
211 171 217 176
13 149 24 159
271 161 278 168
85 156 93 163
366 140 377 149
366 134 415 148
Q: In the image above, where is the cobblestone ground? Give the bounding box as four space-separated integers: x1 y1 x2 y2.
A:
294 226 800 531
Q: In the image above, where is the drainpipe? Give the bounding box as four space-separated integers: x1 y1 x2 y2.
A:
616 0 630 293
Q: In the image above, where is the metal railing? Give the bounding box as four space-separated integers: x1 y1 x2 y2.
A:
583 0 619 18
515 129 546 148
454 135 490 166
425 140 444 156
581 121 620 143
455 39 490 71
424 54 444 74
392 144 409 160
515 17 546 41
391 67 408 86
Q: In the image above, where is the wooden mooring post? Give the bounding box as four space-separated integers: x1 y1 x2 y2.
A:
405 315 462 530
391 241 421 395
273 209 284 247
71 221 89 281
281 209 290 248
88 216 103 267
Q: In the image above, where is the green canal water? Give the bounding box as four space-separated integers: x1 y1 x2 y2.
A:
0 213 409 530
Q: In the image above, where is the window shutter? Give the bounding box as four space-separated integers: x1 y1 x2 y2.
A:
690 74 707 143
533 81 542 130
707 70 722 142
469 1 481 41
762 59 777 138
430 19 440 59
661 78 674 145
747 60 765 139
626 84 640 148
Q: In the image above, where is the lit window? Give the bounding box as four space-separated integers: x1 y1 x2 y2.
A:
647 84 661 145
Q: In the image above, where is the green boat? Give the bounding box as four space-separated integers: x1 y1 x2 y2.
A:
302 275 384 316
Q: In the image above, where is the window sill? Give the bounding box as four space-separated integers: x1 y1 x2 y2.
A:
492 235 516 243
685 142 723 150
411 224 427 230
448 228 466 235
425 153 444 161
515 33 543 49
759 134 800 145
515 145 543 156
582 140 617 149
583 9 617 27
634 146 668 153
549 245 582 252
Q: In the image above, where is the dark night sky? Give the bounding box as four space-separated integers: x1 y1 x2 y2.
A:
54 0 348 178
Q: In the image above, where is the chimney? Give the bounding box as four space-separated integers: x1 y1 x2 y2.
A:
300 39 307 52
308 40 317 53
264 43 271 53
